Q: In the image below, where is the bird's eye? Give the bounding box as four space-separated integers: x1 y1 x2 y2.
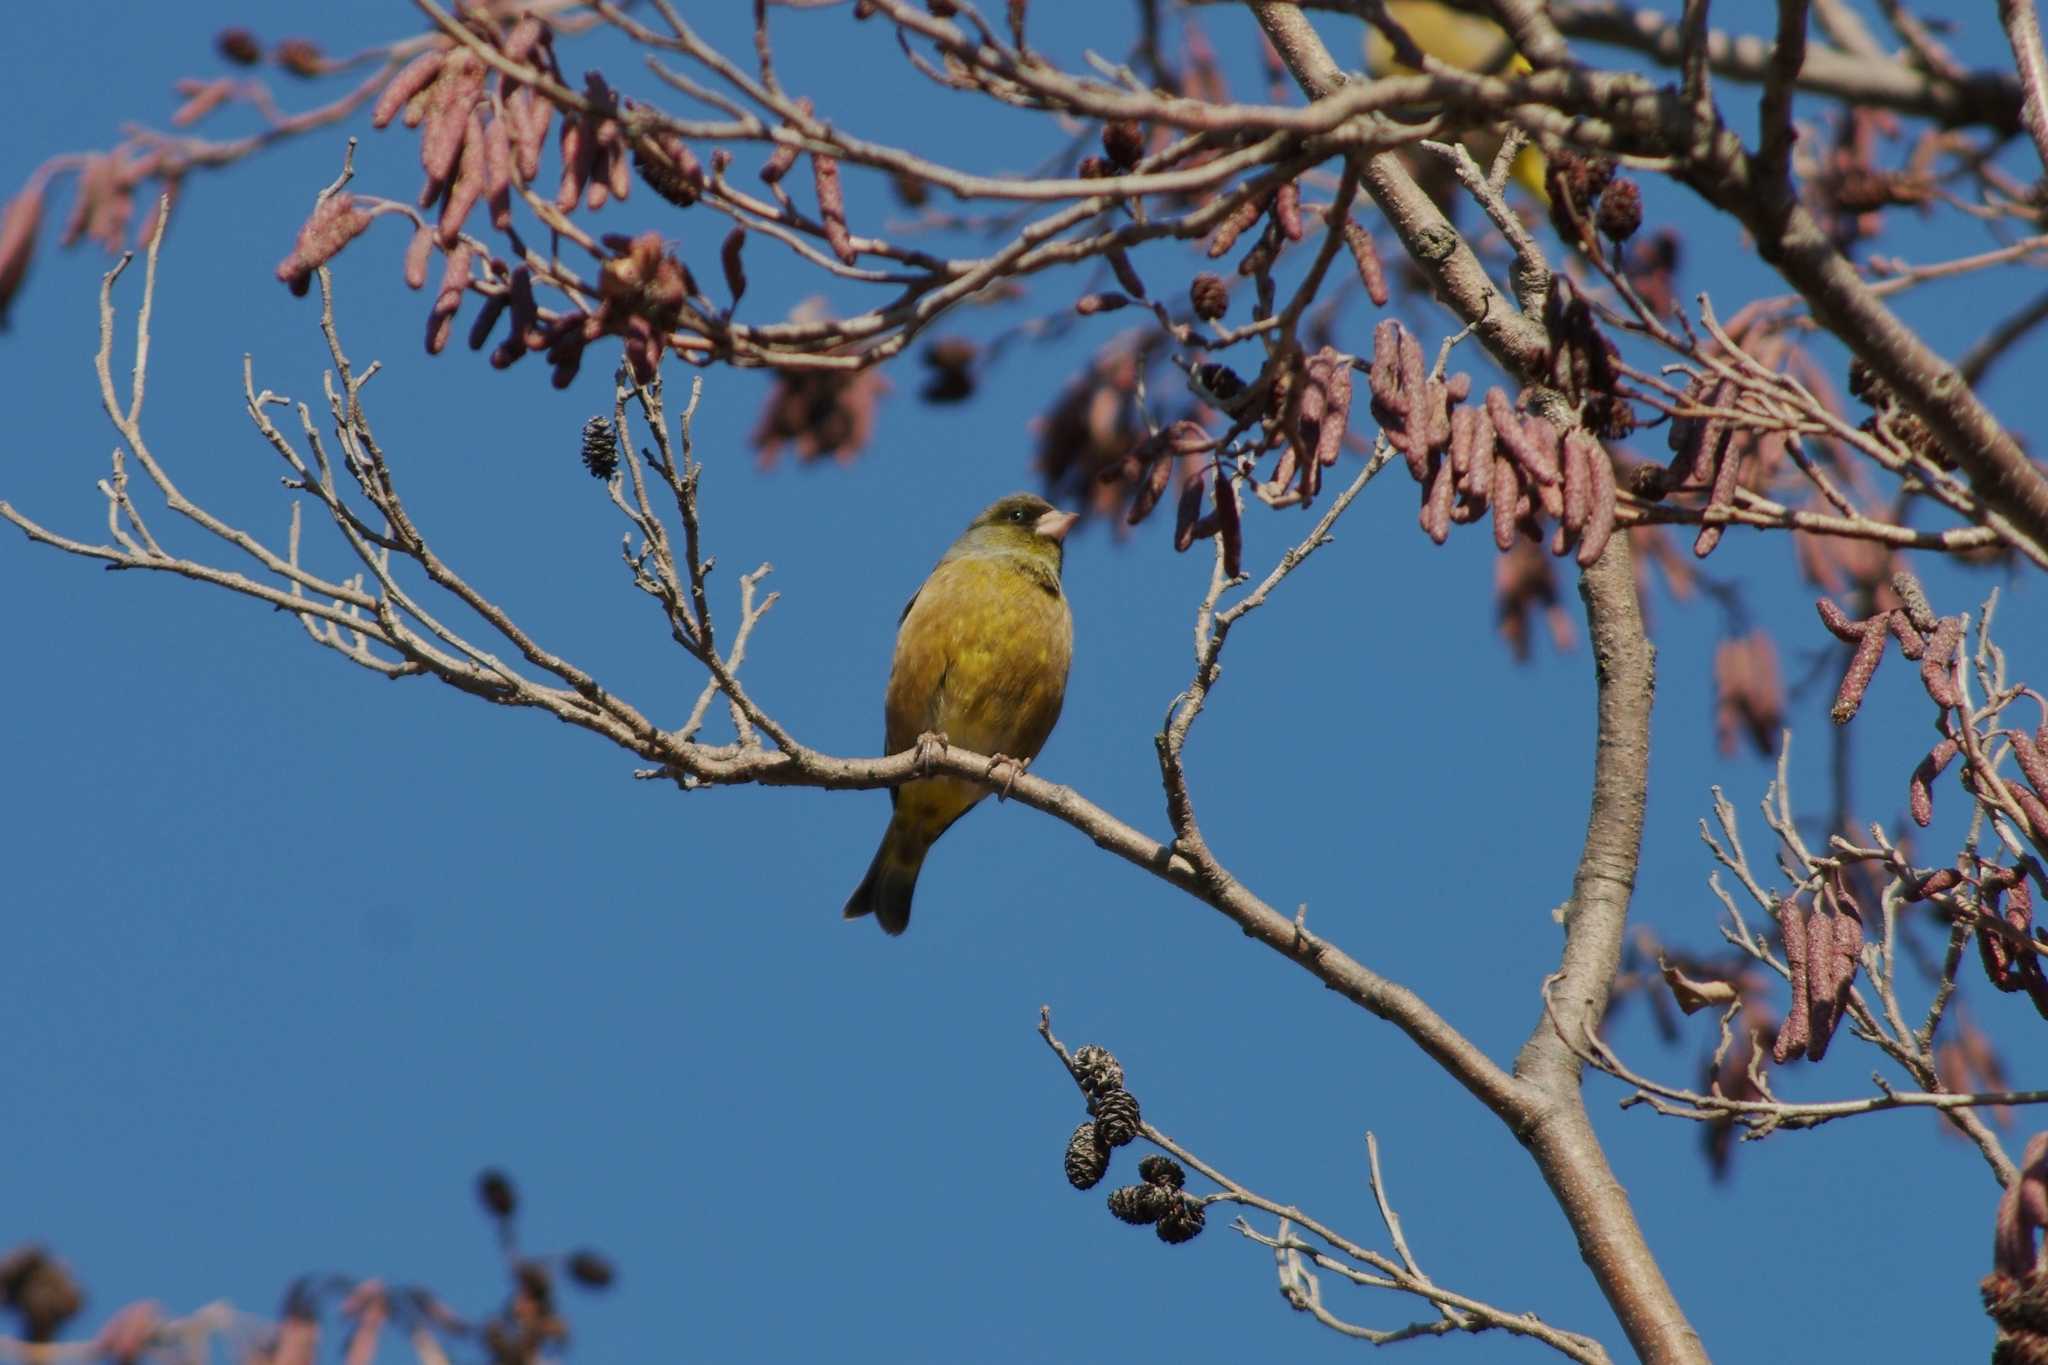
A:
1011 507 1028 523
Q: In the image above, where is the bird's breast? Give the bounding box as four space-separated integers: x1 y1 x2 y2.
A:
884 552 1073 762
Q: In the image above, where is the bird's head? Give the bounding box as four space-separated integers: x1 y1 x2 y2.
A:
951 492 1079 573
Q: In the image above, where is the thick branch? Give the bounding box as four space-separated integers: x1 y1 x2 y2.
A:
1548 0 2023 131
1251 3 1552 380
1510 536 1704 1365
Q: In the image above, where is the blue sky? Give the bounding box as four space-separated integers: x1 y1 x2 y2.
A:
3 3 2045 1361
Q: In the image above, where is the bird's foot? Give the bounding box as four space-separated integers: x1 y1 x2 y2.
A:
913 730 951 775
985 752 1031 801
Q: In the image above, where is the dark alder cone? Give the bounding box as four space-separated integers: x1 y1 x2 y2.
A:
1983 1270 2048 1352
1595 179 1643 242
1137 1155 1185 1190
1849 358 1946 465
1065 1122 1109 1190
1545 148 1615 241
633 133 704 208
1107 1184 1172 1225
273 37 325 78
216 28 262 65
889 170 928 207
1069 1044 1124 1097
1155 1195 1206 1245
580 416 619 480
1090 1088 1142 1148
566 1251 616 1289
1101 119 1144 170
753 364 887 467
919 337 977 403
477 1168 518 1219
1189 272 1229 321
0 1249 84 1343
516 1260 555 1313
1075 155 1112 179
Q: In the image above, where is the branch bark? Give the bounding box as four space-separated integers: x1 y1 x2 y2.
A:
1251 3 1552 381
1510 535 1704 1365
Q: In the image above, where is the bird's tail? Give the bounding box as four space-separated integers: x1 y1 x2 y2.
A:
842 823 927 935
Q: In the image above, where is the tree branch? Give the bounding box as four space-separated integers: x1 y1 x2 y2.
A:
1511 535 1706 1365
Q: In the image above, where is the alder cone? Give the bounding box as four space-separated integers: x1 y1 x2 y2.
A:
1155 1195 1206 1244
1069 1044 1123 1097
1107 1183 1171 1225
1089 1088 1141 1148
1064 1122 1109 1191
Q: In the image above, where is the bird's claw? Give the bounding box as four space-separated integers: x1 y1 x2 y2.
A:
985 752 1030 801
914 730 950 775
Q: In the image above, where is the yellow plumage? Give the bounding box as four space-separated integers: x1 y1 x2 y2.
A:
1362 0 1549 203
844 493 1077 935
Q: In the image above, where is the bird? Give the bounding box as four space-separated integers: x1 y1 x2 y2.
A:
843 492 1078 935
1362 0 1549 203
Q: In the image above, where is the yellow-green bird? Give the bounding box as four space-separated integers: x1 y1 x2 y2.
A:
1363 0 1549 203
843 492 1078 935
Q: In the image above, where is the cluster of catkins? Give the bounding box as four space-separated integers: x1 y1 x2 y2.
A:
1813 571 2048 1018
1770 878 1865 1064
471 1169 616 1365
1983 1133 2048 1355
1815 573 1964 728
1367 320 1620 565
1970 871 2048 1019
272 12 710 388
1060 1046 1205 1245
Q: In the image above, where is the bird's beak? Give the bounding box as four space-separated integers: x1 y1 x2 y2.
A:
1035 509 1079 543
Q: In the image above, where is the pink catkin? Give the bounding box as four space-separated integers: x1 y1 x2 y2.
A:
419 52 483 184
1523 418 1564 520
1421 451 1453 545
511 87 549 183
0 180 47 323
1561 428 1591 534
275 194 373 283
1171 475 1206 551
1336 215 1387 305
437 113 487 245
1815 597 1862 642
1920 617 1963 708
556 114 591 212
1578 437 1617 567
1491 457 1522 553
1884 609 1926 659
502 15 547 65
1830 623 1886 724
1205 192 1266 259
403 223 433 289
1693 423 1744 557
372 51 446 130
813 152 856 264
721 227 747 305
1272 179 1302 240
1773 899 1811 1063
1315 350 1350 467
1909 737 1958 826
